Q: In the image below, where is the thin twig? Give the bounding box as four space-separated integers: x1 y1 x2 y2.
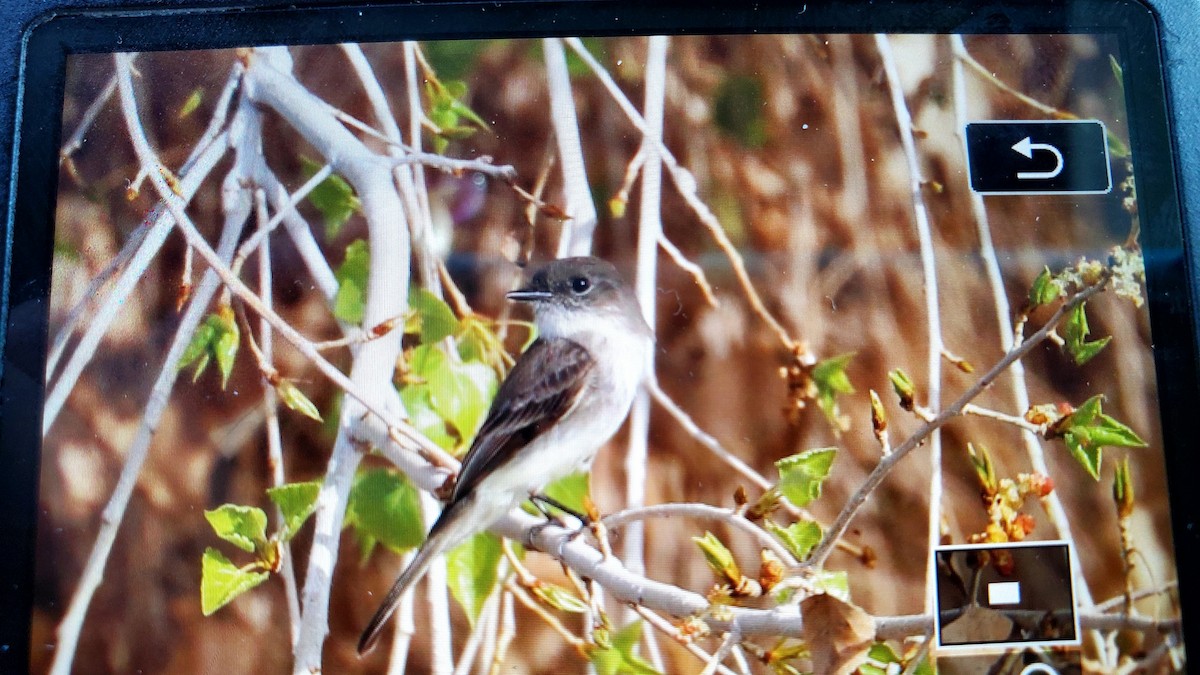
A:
450 581 499 675
60 75 118 165
231 163 333 278
658 235 719 307
645 376 772 492
632 605 739 675
488 590 517 675
699 627 741 675
955 43 1067 118
504 579 589 651
257 170 341 304
252 189 302 645
900 631 933 675
414 496 455 675
961 403 1043 434
385 552 418 675
1094 580 1178 612
602 502 797 565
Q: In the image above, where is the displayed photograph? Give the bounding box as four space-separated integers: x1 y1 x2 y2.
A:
37 32 1182 673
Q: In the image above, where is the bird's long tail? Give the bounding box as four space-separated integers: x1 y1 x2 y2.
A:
357 495 480 655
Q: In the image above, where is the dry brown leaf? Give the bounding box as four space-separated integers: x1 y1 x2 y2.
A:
940 604 1014 645
799 592 875 675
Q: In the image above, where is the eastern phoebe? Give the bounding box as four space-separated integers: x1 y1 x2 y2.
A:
358 256 653 654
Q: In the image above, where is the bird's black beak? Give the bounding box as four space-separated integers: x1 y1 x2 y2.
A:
506 289 553 302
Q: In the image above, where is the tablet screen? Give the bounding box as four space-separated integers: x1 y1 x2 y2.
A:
6 3 1191 674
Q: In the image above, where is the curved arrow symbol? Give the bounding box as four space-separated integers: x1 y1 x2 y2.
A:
1011 136 1064 180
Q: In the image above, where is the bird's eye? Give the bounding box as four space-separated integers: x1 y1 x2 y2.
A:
570 276 591 294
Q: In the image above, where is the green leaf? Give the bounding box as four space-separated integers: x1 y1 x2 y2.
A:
178 307 239 388
888 368 916 410
812 352 855 428
589 621 661 675
409 344 499 448
266 480 322 541
446 532 503 626
424 79 489 153
458 316 512 374
1107 130 1131 159
1064 431 1103 479
200 547 269 616
775 447 837 508
1058 396 1147 480
811 570 851 602
275 378 323 422
1063 302 1111 365
692 531 740 584
523 471 590 518
409 287 461 344
713 74 767 148
1028 266 1062 308
421 40 487 81
179 317 217 379
1109 54 1124 92
178 88 203 119
533 582 590 614
968 443 997 492
1113 454 1135 518
1070 394 1103 426
334 239 370 324
867 642 901 665
300 156 361 239
205 504 269 554
448 94 488 131
765 519 822 561
344 469 425 557
1089 413 1148 448
399 384 458 451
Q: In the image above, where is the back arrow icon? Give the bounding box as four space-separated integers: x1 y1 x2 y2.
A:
1011 136 1064 179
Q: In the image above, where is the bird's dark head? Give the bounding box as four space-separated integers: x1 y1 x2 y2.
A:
507 257 629 311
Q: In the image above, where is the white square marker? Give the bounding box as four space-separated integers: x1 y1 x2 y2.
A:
987 581 1022 606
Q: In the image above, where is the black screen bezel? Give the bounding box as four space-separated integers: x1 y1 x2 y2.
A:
2 0 1192 670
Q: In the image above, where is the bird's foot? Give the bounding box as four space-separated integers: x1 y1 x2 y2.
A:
524 493 592 551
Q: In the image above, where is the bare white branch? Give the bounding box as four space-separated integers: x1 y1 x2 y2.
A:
874 33 944 614
544 38 599 258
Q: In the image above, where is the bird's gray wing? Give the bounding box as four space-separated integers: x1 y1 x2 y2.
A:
451 337 595 501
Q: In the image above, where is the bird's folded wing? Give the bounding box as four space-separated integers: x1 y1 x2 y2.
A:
451 337 595 501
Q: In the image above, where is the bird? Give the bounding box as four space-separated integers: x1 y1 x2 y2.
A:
358 256 654 654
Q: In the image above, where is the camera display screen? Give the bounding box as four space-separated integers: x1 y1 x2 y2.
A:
8 5 1189 674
